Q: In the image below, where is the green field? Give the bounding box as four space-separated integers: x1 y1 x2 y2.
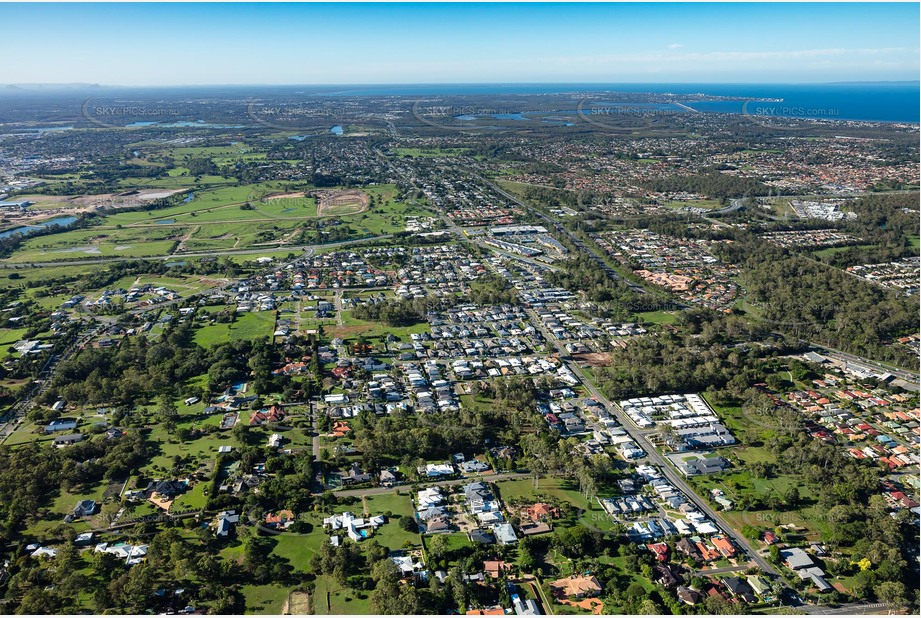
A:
0 327 30 359
193 311 277 347
4 262 110 285
1 183 433 263
328 311 429 341
241 583 290 615
392 147 468 158
268 523 328 572
313 574 374 615
495 477 593 511
812 244 876 259
633 310 678 325
664 199 723 210
5 228 179 263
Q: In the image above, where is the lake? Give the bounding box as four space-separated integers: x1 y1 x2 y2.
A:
0 216 78 240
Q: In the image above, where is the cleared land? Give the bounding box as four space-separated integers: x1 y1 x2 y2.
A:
316 189 370 217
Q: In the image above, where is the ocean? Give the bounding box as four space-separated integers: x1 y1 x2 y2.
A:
320 82 920 123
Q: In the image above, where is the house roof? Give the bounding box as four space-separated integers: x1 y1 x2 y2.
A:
550 575 602 597
676 586 701 605
712 536 736 555
526 502 558 520
723 577 753 596
781 548 816 570
493 522 517 544
469 529 495 544
646 542 669 561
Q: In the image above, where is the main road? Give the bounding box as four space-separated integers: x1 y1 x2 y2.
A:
485 174 647 295
799 602 889 615
0 234 392 269
525 306 779 577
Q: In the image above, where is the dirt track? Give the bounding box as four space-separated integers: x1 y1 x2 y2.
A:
316 189 370 217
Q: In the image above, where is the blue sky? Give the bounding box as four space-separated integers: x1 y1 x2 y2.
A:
1 3 918 85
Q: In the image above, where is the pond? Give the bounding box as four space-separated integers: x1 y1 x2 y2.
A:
0 216 78 239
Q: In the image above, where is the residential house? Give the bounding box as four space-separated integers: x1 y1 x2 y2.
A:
675 537 701 561
45 418 78 434
676 586 702 606
681 457 730 476
416 487 445 509
421 462 455 478
74 532 95 546
469 529 495 545
391 554 425 579
73 500 97 518
417 506 448 522
379 469 400 487
512 594 541 616
711 536 737 558
265 509 296 530
493 522 518 546
549 575 602 599
146 480 187 499
460 460 490 473
339 463 372 486
323 511 385 542
653 563 680 588
646 542 669 562
484 560 510 579
781 547 817 570
215 511 240 538
53 433 84 447
523 503 560 522
425 516 453 534
747 575 772 599
722 577 757 604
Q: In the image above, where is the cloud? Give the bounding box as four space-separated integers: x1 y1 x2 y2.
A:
668 43 684 49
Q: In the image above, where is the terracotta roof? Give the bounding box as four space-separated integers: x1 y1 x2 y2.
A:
550 575 602 598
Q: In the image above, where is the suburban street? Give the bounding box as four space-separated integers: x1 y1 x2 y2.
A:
525 306 781 577
332 471 532 498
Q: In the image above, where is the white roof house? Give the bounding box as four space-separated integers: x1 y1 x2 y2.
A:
322 511 383 542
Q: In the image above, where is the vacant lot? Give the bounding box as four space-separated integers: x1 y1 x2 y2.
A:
316 189 370 217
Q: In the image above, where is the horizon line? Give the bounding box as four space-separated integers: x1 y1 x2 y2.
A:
3 80 920 89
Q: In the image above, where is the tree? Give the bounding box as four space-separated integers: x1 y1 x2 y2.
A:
365 539 388 564
874 581 909 610
399 515 419 533
157 394 178 422
704 594 734 615
370 559 406 614
638 598 662 614
440 568 467 612
518 537 538 572
769 544 781 564
741 524 761 542
428 534 449 563
625 582 646 599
